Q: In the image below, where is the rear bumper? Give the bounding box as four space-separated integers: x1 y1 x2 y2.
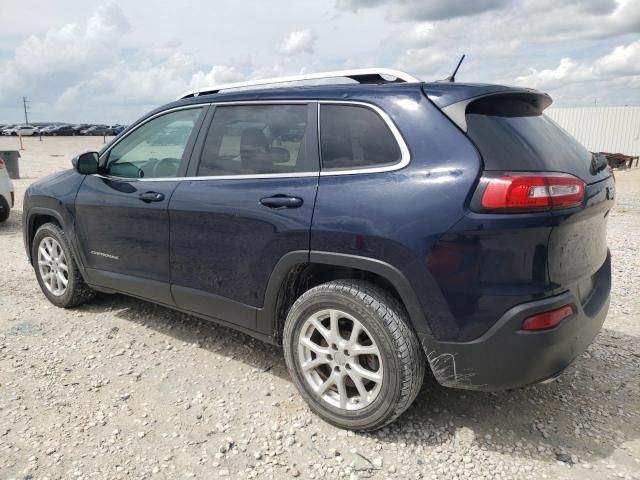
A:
419 254 610 391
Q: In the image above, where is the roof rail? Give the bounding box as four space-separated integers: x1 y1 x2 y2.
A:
178 68 421 99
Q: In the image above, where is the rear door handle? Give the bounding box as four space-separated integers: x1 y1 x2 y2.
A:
138 191 165 203
259 194 304 209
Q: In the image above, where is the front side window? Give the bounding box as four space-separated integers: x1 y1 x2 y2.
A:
105 107 203 178
319 105 401 171
197 104 313 176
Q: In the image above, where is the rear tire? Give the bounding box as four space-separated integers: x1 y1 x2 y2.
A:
32 223 96 308
283 280 425 431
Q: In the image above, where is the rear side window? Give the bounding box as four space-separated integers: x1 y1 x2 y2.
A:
198 104 314 176
319 105 401 171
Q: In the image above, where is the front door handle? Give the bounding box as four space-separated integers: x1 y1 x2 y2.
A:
259 194 304 209
138 191 165 203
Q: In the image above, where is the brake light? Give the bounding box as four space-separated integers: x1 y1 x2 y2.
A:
0 159 4 169
521 305 573 331
480 173 585 211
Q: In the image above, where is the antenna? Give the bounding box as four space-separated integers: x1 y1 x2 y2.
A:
440 54 466 83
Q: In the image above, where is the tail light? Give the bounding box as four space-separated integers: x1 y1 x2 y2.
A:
521 305 573 331
0 159 5 169
477 173 585 212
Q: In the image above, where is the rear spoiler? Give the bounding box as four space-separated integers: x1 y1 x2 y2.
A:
422 84 552 132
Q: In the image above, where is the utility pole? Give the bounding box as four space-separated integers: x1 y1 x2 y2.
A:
22 96 31 125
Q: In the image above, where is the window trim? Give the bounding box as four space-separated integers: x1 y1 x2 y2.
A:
190 102 319 179
317 101 410 176
95 100 410 182
97 104 207 181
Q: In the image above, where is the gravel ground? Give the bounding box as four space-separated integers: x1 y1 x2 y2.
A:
1 136 639 480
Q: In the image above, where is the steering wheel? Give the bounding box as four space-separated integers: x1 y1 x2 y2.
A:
152 157 181 177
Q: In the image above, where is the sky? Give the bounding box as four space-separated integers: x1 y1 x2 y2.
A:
0 0 639 124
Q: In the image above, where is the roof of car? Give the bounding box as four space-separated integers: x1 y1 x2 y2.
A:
133 74 547 132
159 81 426 111
166 80 545 108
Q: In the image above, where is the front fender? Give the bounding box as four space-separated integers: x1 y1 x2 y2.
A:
23 169 85 267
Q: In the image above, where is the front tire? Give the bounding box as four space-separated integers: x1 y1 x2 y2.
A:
32 223 96 308
283 280 425 431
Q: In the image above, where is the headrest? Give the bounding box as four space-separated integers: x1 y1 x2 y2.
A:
240 127 271 169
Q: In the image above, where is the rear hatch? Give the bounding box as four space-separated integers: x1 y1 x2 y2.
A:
424 84 615 288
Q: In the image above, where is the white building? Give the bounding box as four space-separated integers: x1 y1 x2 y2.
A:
546 106 640 156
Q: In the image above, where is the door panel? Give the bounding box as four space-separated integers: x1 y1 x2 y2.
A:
74 106 207 304
169 177 317 328
75 177 178 304
168 103 319 330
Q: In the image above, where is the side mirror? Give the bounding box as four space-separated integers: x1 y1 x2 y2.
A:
72 152 100 175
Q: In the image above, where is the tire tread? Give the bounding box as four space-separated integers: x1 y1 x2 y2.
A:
284 279 425 430
33 222 95 308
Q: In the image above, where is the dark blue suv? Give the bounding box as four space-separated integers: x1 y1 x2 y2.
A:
23 69 613 430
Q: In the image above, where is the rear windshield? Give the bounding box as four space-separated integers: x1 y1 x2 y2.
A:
465 97 603 182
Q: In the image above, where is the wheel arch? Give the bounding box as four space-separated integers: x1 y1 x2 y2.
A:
25 208 65 262
258 251 430 342
25 208 87 282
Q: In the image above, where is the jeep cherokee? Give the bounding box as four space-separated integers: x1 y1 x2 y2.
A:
23 68 614 430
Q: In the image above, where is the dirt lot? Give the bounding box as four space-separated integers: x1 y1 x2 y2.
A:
1 136 639 480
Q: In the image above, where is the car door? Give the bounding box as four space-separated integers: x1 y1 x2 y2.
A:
169 103 319 331
75 105 207 304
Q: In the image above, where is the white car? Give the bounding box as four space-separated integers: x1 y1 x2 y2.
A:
0 158 14 222
2 125 37 136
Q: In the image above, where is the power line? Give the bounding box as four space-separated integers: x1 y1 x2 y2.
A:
23 96 31 125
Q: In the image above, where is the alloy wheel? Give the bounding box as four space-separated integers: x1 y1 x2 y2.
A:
37 236 69 296
297 309 383 411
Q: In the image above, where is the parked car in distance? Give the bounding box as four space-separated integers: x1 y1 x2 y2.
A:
22 68 614 431
0 125 14 134
39 125 63 135
48 125 78 136
71 124 91 134
0 158 14 222
111 125 127 136
149 124 192 145
2 125 37 136
38 125 55 135
81 125 112 136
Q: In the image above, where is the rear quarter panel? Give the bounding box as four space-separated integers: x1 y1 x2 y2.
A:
311 90 482 338
548 176 615 286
